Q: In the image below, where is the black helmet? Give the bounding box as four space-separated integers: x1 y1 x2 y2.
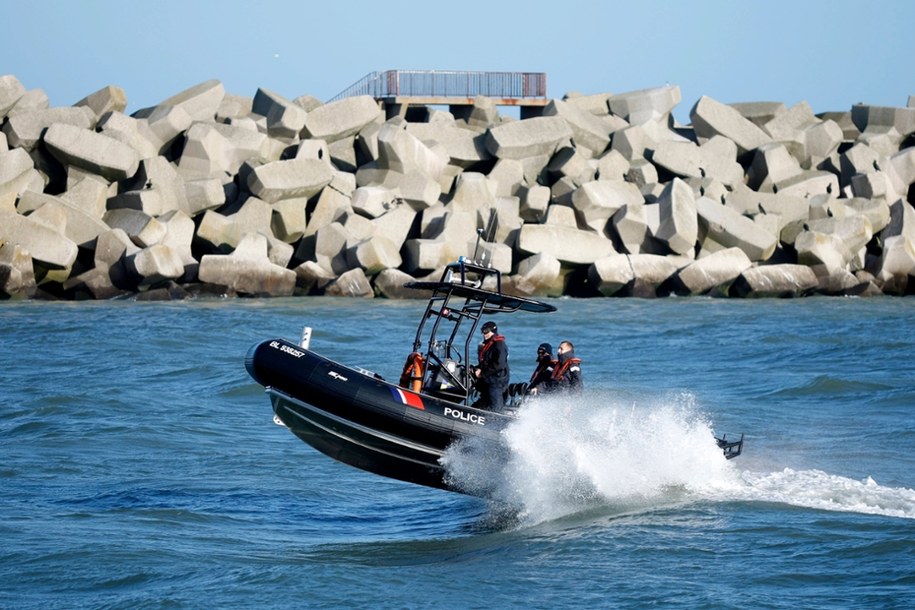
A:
538 342 552 355
481 320 497 334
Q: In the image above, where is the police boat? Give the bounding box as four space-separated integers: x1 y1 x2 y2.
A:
245 257 744 495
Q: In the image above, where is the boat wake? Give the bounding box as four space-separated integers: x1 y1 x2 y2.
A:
440 392 915 524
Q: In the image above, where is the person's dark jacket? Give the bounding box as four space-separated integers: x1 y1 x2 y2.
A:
551 349 582 393
529 352 556 393
478 334 509 388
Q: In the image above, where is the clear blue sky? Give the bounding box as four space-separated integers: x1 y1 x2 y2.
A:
3 0 913 123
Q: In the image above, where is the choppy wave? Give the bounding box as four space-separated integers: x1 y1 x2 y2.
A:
442 392 915 524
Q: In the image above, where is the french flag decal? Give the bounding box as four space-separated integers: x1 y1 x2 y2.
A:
390 386 425 410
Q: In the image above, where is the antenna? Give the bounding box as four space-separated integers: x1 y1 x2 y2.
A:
472 228 485 265
472 208 498 267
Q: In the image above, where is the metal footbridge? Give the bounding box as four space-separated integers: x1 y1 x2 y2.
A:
329 70 549 116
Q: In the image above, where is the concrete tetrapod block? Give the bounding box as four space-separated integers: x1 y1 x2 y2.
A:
517 220 616 264
293 260 337 295
129 157 190 217
142 105 193 154
107 188 166 217
43 123 140 182
247 157 334 204
690 95 771 156
376 123 447 182
305 173 354 237
485 116 573 160
61 171 109 218
252 88 307 141
607 85 682 125
775 171 840 199
589 253 635 296
543 99 611 155
406 122 491 169
804 119 844 165
94 228 139 268
129 244 186 288
610 124 657 161
271 197 309 242
452 96 500 131
806 216 874 267
794 230 850 278
184 178 226 217
0 210 78 280
151 79 225 122
571 179 643 234
563 91 613 116
627 253 685 297
1 75 26 117
673 247 753 296
341 213 374 244
198 232 295 296
449 171 498 215
877 235 915 294
373 268 422 299
851 104 915 138
303 95 383 143
176 123 236 180
518 184 550 222
653 137 744 188
731 264 819 297
0 148 36 211
352 186 396 219
18 191 110 247
7 88 49 116
213 121 271 169
611 203 650 254
887 147 915 194
655 178 698 256
372 203 417 251
761 101 819 150
546 146 595 185
2 106 96 151
296 221 351 275
346 235 403 276
103 209 166 248
731 101 787 128
196 196 272 251
402 238 456 274
746 142 804 191
324 267 374 298
598 149 631 182
486 159 524 197
75 85 127 119
696 197 777 261
0 242 36 298
96 111 160 160
506 252 563 297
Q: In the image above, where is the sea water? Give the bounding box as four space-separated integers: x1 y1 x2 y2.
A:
1 296 914 609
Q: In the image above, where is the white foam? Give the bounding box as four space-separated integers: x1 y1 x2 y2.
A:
441 391 915 524
731 469 915 519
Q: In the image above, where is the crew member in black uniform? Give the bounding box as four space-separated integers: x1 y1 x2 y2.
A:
473 320 509 411
528 342 556 396
551 340 582 393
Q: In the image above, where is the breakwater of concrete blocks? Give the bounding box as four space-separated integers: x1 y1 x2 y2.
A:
2 75 915 300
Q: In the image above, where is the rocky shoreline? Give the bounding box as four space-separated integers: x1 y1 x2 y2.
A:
2 75 914 300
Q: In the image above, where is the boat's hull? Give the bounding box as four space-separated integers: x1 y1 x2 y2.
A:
246 339 508 493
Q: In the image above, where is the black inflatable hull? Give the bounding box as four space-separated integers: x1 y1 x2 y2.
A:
245 338 508 492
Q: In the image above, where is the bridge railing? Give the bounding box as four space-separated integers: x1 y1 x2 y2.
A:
328 70 547 102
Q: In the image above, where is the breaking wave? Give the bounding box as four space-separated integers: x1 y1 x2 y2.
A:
440 392 915 524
